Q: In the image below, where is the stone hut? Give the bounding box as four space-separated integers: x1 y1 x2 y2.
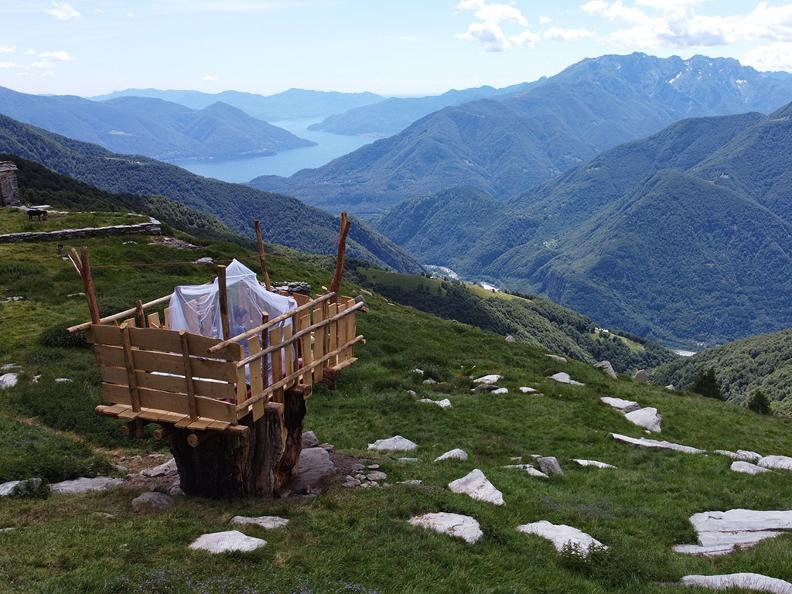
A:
0 161 20 206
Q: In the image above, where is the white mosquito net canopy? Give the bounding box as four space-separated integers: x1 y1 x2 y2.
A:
167 259 297 341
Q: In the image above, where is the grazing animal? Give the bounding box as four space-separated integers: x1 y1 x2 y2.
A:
27 209 48 222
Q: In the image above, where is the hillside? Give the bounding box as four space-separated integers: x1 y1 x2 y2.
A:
0 115 421 274
92 88 385 122
653 329 792 414
377 107 792 346
354 268 677 373
1 214 791 592
250 53 792 216
0 87 313 161
309 82 532 136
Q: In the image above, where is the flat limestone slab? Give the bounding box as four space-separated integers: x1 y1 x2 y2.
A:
624 407 662 433
503 464 548 478
715 449 762 462
573 459 616 469
611 433 705 454
189 530 266 553
674 509 792 556
516 520 605 556
600 396 641 413
0 373 18 390
231 516 289 529
435 448 468 462
409 512 483 544
758 455 792 471
50 477 124 494
731 461 770 475
418 398 452 409
448 469 504 506
140 458 178 477
519 387 538 394
368 436 418 452
681 573 792 593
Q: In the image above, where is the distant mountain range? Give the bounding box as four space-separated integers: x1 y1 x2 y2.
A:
92 88 385 122
0 114 421 274
250 53 792 217
308 82 533 137
0 86 315 161
377 105 792 346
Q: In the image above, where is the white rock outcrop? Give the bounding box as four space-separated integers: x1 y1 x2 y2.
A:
600 396 641 413
624 407 662 433
546 354 567 363
611 433 705 454
448 469 504 505
409 512 483 544
680 573 792 593
0 373 18 390
434 448 468 462
594 361 617 379
473 374 502 385
503 464 548 478
674 509 792 556
715 449 762 462
50 476 124 494
549 372 584 386
731 461 770 475
189 530 266 553
573 459 616 469
231 516 289 529
516 521 606 556
519 387 538 394
368 436 418 452
418 398 452 409
758 455 792 471
492 388 509 395
140 458 178 477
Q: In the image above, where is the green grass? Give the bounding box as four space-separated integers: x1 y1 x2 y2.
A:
1 232 791 593
0 209 147 234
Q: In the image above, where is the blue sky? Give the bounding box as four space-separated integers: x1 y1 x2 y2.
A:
1 0 792 96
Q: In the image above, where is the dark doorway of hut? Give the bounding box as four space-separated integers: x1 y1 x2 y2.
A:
66 213 365 498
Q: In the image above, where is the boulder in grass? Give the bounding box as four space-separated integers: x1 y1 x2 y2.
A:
418 398 452 410
0 478 46 497
503 464 548 478
624 407 662 433
594 361 617 380
715 450 762 462
50 477 124 494
537 456 564 476
0 373 18 390
131 491 174 513
141 458 178 477
434 448 468 462
189 530 266 554
673 509 792 557
491 388 508 395
409 512 483 544
448 469 504 506
473 374 502 385
301 431 320 448
368 436 418 452
573 459 616 469
758 455 792 471
545 354 567 364
519 387 538 394
288 447 336 494
680 573 792 593
516 521 606 556
633 369 650 383
731 461 770 475
611 433 705 454
549 372 583 386
600 396 641 413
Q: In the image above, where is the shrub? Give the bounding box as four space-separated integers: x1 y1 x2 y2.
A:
748 391 772 415
38 324 88 349
690 368 723 400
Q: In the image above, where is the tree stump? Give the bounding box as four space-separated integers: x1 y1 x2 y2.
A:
169 387 308 498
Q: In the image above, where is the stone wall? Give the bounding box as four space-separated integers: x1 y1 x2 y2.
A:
0 220 161 243
0 162 20 207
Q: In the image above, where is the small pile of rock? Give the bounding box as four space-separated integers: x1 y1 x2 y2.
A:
342 463 388 489
272 281 311 295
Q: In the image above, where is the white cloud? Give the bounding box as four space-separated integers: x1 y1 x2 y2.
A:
0 61 17 69
455 0 528 26
511 29 541 47
582 1 792 49
539 15 552 24
742 41 792 71
0 46 15 54
456 21 512 52
44 1 80 21
544 26 596 41
30 60 55 69
24 49 36 56
202 74 217 81
39 50 72 61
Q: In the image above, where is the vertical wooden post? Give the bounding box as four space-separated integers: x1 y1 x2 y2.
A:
70 247 100 325
254 220 272 291
330 212 351 300
120 326 141 413
217 264 230 339
179 331 198 420
135 300 146 328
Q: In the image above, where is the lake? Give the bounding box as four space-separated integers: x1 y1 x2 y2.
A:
176 118 375 183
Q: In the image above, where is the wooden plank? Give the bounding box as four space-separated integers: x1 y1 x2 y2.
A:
345 296 356 361
180 331 198 420
292 293 310 306
102 383 236 422
327 302 338 368
123 327 241 360
147 312 161 328
270 327 284 403
120 326 141 412
135 300 146 328
337 301 348 363
312 307 325 383
100 366 234 400
248 336 264 401
217 265 230 339
164 307 172 329
296 312 312 388
282 325 294 388
94 345 238 383
68 293 171 333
